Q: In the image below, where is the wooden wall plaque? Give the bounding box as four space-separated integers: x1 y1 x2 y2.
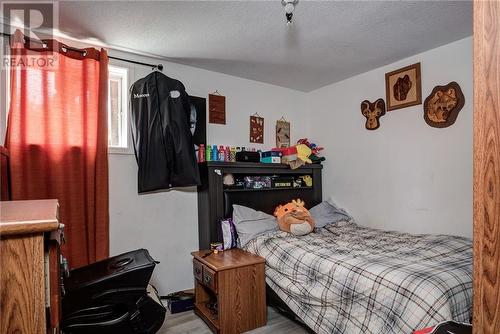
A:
361 98 386 130
250 115 264 144
423 82 465 128
208 93 226 124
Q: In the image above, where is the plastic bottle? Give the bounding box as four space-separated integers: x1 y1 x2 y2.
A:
230 147 237 162
225 146 231 161
218 146 225 161
205 144 211 162
198 144 205 163
212 145 218 161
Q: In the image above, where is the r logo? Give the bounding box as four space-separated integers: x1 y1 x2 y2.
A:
2 2 58 49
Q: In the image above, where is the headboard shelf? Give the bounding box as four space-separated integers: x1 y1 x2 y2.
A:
223 186 313 193
201 161 324 169
197 162 323 250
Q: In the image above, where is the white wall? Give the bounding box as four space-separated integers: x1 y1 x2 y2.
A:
107 51 306 294
304 37 472 238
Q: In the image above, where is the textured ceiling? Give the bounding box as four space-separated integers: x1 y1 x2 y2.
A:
57 1 472 92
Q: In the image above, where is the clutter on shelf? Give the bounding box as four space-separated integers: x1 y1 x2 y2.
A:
223 174 313 191
196 138 325 170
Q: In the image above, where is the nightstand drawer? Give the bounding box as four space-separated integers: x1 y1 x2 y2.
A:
202 265 217 292
193 259 203 281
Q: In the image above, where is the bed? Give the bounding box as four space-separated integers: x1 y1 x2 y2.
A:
199 163 472 333
243 219 473 334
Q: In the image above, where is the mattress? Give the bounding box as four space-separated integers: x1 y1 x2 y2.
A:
244 221 472 334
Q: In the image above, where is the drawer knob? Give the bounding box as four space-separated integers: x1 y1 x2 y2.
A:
204 275 212 284
195 268 201 274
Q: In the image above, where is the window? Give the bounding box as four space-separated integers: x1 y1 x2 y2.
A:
108 65 130 153
3 62 131 152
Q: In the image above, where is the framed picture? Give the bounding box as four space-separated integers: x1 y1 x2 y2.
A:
249 114 264 143
276 118 290 148
208 92 226 124
385 62 422 111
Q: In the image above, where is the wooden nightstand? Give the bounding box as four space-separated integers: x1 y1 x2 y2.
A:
191 249 267 333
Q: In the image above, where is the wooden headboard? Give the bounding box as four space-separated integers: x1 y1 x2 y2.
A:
222 187 320 218
197 162 323 249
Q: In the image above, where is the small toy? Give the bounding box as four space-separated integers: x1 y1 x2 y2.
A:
285 144 312 169
274 199 315 236
300 175 313 187
210 242 224 253
297 138 325 164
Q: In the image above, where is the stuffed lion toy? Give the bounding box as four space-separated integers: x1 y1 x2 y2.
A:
274 199 315 236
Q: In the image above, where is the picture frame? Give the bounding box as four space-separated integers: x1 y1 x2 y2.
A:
208 91 226 124
276 118 290 148
385 62 422 111
249 114 264 143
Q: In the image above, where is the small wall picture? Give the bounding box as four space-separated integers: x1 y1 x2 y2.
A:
385 62 422 111
361 98 386 130
208 91 226 124
276 118 290 148
423 82 465 128
250 114 264 143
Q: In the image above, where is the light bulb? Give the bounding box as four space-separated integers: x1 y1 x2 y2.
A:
285 3 294 14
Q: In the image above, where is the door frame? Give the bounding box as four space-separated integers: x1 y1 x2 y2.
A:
473 1 500 333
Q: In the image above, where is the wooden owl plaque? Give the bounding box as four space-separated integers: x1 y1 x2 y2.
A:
423 82 465 128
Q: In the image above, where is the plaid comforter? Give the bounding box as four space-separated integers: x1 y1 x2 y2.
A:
244 221 472 334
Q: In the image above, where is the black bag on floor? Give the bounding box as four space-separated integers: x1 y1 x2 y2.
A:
61 249 166 334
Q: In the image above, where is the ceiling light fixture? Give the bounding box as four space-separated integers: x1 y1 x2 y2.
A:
282 0 298 25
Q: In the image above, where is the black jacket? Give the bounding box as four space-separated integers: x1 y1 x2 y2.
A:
130 71 200 193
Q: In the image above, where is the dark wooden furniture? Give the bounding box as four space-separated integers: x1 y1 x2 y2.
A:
473 1 500 333
0 199 63 334
192 249 266 333
197 161 323 250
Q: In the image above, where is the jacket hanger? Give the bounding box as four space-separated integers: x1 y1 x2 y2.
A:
152 64 163 72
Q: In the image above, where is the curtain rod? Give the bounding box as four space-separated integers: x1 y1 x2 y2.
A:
0 31 164 71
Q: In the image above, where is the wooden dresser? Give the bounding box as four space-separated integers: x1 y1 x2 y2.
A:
0 199 63 334
192 249 266 334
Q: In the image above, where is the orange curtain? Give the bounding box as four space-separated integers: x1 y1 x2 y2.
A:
5 30 109 268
